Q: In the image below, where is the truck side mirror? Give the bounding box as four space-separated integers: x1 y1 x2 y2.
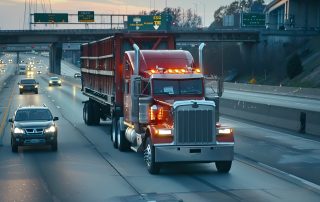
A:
53 117 59 121
8 118 13 123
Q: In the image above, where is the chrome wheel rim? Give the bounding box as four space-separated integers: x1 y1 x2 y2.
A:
144 144 152 167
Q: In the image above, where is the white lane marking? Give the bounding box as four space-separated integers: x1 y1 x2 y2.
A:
56 106 61 109
52 100 55 102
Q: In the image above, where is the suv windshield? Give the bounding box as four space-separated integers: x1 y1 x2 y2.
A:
21 79 36 84
153 79 203 96
15 109 53 121
50 77 59 80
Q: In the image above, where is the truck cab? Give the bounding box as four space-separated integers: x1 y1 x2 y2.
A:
118 47 234 174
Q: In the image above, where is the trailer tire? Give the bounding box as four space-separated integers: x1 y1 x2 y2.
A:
83 101 99 125
144 137 160 174
215 161 232 173
92 102 100 125
111 117 118 148
117 120 129 151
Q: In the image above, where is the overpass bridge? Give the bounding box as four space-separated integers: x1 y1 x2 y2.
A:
0 29 261 74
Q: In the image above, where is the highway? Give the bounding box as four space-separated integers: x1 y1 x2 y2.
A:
0 66 319 201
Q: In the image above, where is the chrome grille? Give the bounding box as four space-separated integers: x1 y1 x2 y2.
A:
174 102 215 145
25 128 44 135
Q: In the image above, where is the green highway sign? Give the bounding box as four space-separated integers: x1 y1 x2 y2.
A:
34 13 68 23
127 15 169 31
78 11 94 22
242 13 265 27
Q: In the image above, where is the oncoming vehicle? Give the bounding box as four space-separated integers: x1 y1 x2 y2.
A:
18 78 39 94
8 105 59 152
74 73 81 78
49 77 62 86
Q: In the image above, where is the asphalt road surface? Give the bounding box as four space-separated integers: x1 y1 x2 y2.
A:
0 73 319 201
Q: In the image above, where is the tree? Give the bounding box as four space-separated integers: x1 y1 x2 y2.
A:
139 7 201 29
287 53 303 79
210 0 265 28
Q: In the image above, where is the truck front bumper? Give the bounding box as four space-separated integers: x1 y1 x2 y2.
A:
154 144 234 163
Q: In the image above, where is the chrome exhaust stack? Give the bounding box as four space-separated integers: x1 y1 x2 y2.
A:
199 43 206 73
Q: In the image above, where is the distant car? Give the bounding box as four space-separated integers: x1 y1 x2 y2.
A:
18 78 39 94
37 70 41 74
49 77 62 86
8 105 59 152
74 73 81 78
0 68 5 73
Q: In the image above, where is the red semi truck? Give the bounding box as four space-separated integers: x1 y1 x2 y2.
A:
81 33 234 174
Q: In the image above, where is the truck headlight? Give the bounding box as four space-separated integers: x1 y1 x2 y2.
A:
35 85 38 88
49 81 53 84
58 80 61 83
19 85 23 89
44 126 56 133
14 128 25 134
218 128 233 135
157 129 172 136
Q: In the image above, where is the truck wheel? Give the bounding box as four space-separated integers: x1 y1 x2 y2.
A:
117 119 129 151
11 137 18 153
19 90 23 95
144 137 160 174
35 90 38 94
111 117 118 148
215 161 232 173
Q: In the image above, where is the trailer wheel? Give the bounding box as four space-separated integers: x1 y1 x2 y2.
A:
215 161 232 173
83 102 89 124
117 119 129 151
144 137 160 174
111 117 118 148
92 102 100 125
83 101 99 125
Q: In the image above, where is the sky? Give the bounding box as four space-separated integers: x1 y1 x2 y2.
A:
0 0 273 30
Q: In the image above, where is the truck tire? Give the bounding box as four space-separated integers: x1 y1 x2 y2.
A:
11 137 18 153
215 161 232 173
144 137 160 174
111 117 118 148
83 101 98 125
117 119 129 151
19 90 23 95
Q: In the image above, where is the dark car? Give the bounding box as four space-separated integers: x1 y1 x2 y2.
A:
9 106 59 152
74 73 81 78
18 78 39 94
49 77 62 86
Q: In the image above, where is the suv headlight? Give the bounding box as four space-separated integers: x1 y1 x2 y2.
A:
44 126 56 133
35 85 38 88
19 85 23 89
14 128 25 134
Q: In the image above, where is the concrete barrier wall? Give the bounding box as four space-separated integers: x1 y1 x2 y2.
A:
220 98 320 136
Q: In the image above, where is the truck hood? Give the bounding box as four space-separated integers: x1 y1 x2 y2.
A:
154 97 204 107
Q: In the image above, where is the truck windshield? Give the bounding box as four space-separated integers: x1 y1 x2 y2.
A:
153 79 203 96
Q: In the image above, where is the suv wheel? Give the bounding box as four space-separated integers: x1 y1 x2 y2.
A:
11 137 18 153
51 140 58 151
19 90 23 95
